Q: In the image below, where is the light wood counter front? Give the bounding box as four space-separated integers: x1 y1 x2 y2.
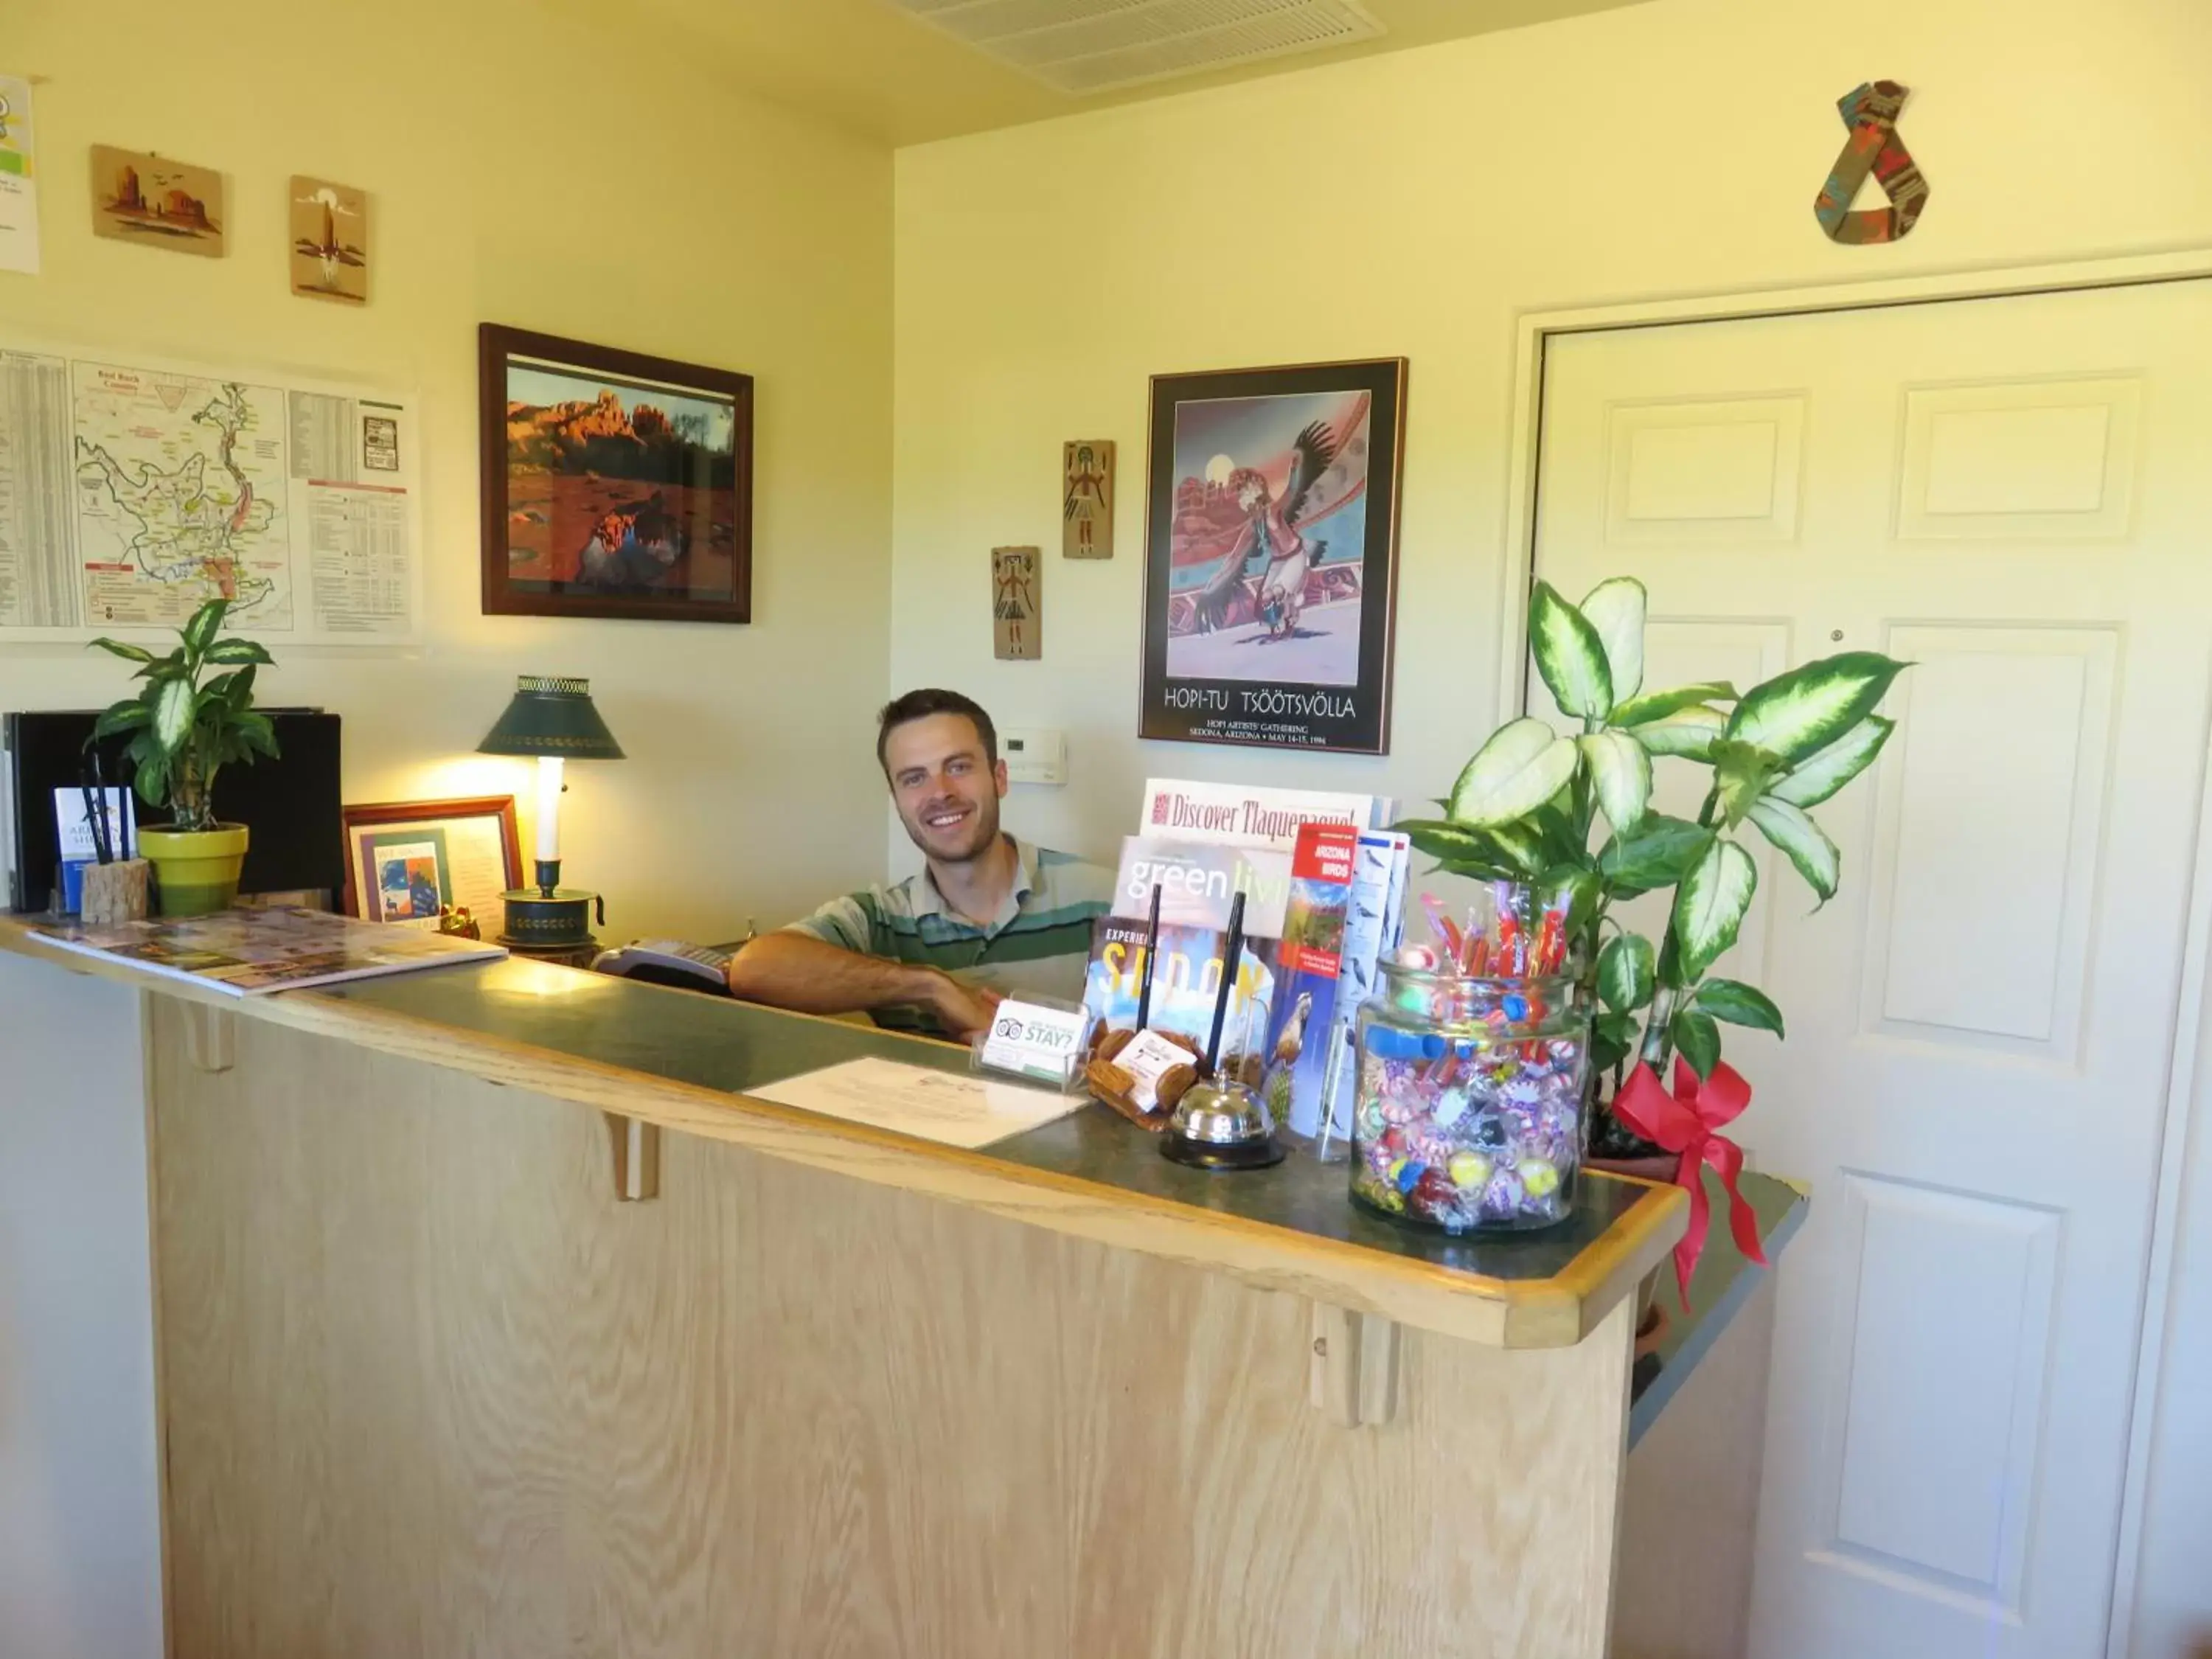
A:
1 919 1797 1659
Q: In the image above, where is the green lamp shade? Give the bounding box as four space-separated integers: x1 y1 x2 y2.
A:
477 675 626 759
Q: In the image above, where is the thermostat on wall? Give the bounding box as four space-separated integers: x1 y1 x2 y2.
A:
1002 727 1066 786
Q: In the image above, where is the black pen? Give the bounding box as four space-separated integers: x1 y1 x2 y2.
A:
1135 881 1163 1031
91 751 114 863
80 765 108 866
1203 891 1247 1079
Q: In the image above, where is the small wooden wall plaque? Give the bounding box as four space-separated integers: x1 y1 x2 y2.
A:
992 546 1041 660
1062 440 1114 558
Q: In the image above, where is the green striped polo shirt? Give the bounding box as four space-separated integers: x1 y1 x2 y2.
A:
787 836 1111 1034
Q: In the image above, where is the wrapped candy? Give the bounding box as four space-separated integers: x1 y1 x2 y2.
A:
1348 949 1589 1234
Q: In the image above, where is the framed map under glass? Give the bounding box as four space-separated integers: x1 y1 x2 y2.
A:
0 333 422 644
341 796 521 932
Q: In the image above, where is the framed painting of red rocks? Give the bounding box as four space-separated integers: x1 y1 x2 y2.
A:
478 324 754 623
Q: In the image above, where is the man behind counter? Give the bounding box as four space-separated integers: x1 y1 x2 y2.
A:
726 689 1112 1040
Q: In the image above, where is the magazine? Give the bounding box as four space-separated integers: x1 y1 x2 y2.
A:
30 906 505 996
1079 915 1280 1080
1261 822 1357 1138
1107 835 1293 938
1139 777 1396 853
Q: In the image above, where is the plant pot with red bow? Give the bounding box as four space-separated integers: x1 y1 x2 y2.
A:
1394 574 1907 1311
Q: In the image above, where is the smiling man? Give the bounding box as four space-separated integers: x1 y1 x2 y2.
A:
725 689 1111 1040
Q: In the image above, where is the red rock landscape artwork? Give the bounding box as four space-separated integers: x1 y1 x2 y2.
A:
479 327 754 624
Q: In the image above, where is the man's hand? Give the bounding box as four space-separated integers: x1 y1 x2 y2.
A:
927 973 1003 1043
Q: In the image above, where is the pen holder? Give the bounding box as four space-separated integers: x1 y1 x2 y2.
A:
82 858 153 925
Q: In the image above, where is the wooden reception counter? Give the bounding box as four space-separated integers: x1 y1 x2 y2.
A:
0 917 1801 1659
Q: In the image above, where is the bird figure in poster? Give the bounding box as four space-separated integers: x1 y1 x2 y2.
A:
1192 419 1340 639
1273 990 1315 1068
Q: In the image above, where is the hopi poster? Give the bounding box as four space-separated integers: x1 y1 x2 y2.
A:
1140 358 1406 754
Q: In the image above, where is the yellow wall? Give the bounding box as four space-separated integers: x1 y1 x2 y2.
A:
1 0 893 940
891 0 2212 874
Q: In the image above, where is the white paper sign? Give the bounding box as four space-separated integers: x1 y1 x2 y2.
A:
0 76 40 276
1113 1028 1194 1112
978 998 1090 1085
748 1057 1081 1150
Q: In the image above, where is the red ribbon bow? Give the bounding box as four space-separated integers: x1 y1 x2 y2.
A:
1612 1058 1767 1308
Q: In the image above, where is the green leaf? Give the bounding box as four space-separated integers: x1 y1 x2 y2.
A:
1527 581 1613 721
1769 715 1894 809
1599 814 1714 897
222 664 258 709
1726 651 1907 765
1628 705 1726 761
87 637 156 664
1578 731 1649 833
233 711 279 759
131 753 169 811
1746 796 1840 905
1711 738 1786 828
1579 577 1646 704
179 597 229 667
1598 933 1657 1012
1448 717 1580 828
1672 838 1757 981
150 676 196 756
1610 681 1740 727
134 649 186 682
91 702 153 742
1592 1009 1639 1074
1481 819 1552 877
1672 1008 1722 1079
201 637 273 667
1694 978 1786 1037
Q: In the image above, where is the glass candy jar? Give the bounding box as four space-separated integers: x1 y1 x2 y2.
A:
1350 964 1591 1234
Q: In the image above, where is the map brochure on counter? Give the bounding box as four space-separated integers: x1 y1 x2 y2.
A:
29 907 504 995
748 1057 1084 1151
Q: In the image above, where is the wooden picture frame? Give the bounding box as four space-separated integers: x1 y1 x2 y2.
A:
1138 357 1408 755
341 795 521 931
478 324 754 625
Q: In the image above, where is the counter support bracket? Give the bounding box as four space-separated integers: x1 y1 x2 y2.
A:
1309 1304 1399 1427
604 1113 661 1203
184 1004 237 1074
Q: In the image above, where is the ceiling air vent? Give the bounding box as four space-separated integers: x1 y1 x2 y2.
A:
888 0 1385 94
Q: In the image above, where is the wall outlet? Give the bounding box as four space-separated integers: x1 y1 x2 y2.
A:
1002 726 1067 785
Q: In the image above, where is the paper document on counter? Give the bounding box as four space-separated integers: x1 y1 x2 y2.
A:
748 1057 1082 1150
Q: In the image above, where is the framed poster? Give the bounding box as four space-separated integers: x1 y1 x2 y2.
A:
341 796 521 931
1139 358 1407 754
479 324 754 624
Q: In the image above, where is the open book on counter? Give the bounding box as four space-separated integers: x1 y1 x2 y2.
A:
31 906 505 996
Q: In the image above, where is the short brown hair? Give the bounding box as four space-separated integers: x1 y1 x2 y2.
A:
877 688 998 774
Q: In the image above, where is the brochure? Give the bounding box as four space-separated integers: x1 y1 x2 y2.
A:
1079 914 1280 1078
1262 822 1357 1138
30 906 505 996
1107 835 1293 937
1138 776 1395 853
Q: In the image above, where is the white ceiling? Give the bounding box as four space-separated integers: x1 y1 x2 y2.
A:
550 0 1652 145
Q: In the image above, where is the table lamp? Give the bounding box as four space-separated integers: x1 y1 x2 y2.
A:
477 675 625 957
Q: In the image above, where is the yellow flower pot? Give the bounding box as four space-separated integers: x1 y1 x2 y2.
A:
139 824 250 917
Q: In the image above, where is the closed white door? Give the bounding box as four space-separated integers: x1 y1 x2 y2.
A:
1532 279 2212 1659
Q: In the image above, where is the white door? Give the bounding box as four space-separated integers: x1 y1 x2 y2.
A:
1532 280 2212 1659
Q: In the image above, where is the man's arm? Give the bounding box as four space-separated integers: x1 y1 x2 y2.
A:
724 894 1003 1040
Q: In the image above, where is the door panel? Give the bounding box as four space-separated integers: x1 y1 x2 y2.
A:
1533 281 2212 1659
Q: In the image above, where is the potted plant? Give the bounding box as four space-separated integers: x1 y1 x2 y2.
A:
1397 577 1905 1298
90 597 279 916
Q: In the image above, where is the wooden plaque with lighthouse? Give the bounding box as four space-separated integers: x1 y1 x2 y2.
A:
290 175 369 304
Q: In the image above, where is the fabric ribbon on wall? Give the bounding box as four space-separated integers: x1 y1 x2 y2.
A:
1813 80 1930 245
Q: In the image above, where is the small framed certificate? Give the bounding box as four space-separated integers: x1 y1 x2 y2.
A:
341 795 521 931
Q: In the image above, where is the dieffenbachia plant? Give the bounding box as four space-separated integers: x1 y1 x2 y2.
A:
89 596 279 832
1398 577 1905 1094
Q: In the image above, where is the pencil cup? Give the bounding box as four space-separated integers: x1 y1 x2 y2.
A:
82 858 153 925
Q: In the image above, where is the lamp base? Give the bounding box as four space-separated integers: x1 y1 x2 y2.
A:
496 885 605 959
